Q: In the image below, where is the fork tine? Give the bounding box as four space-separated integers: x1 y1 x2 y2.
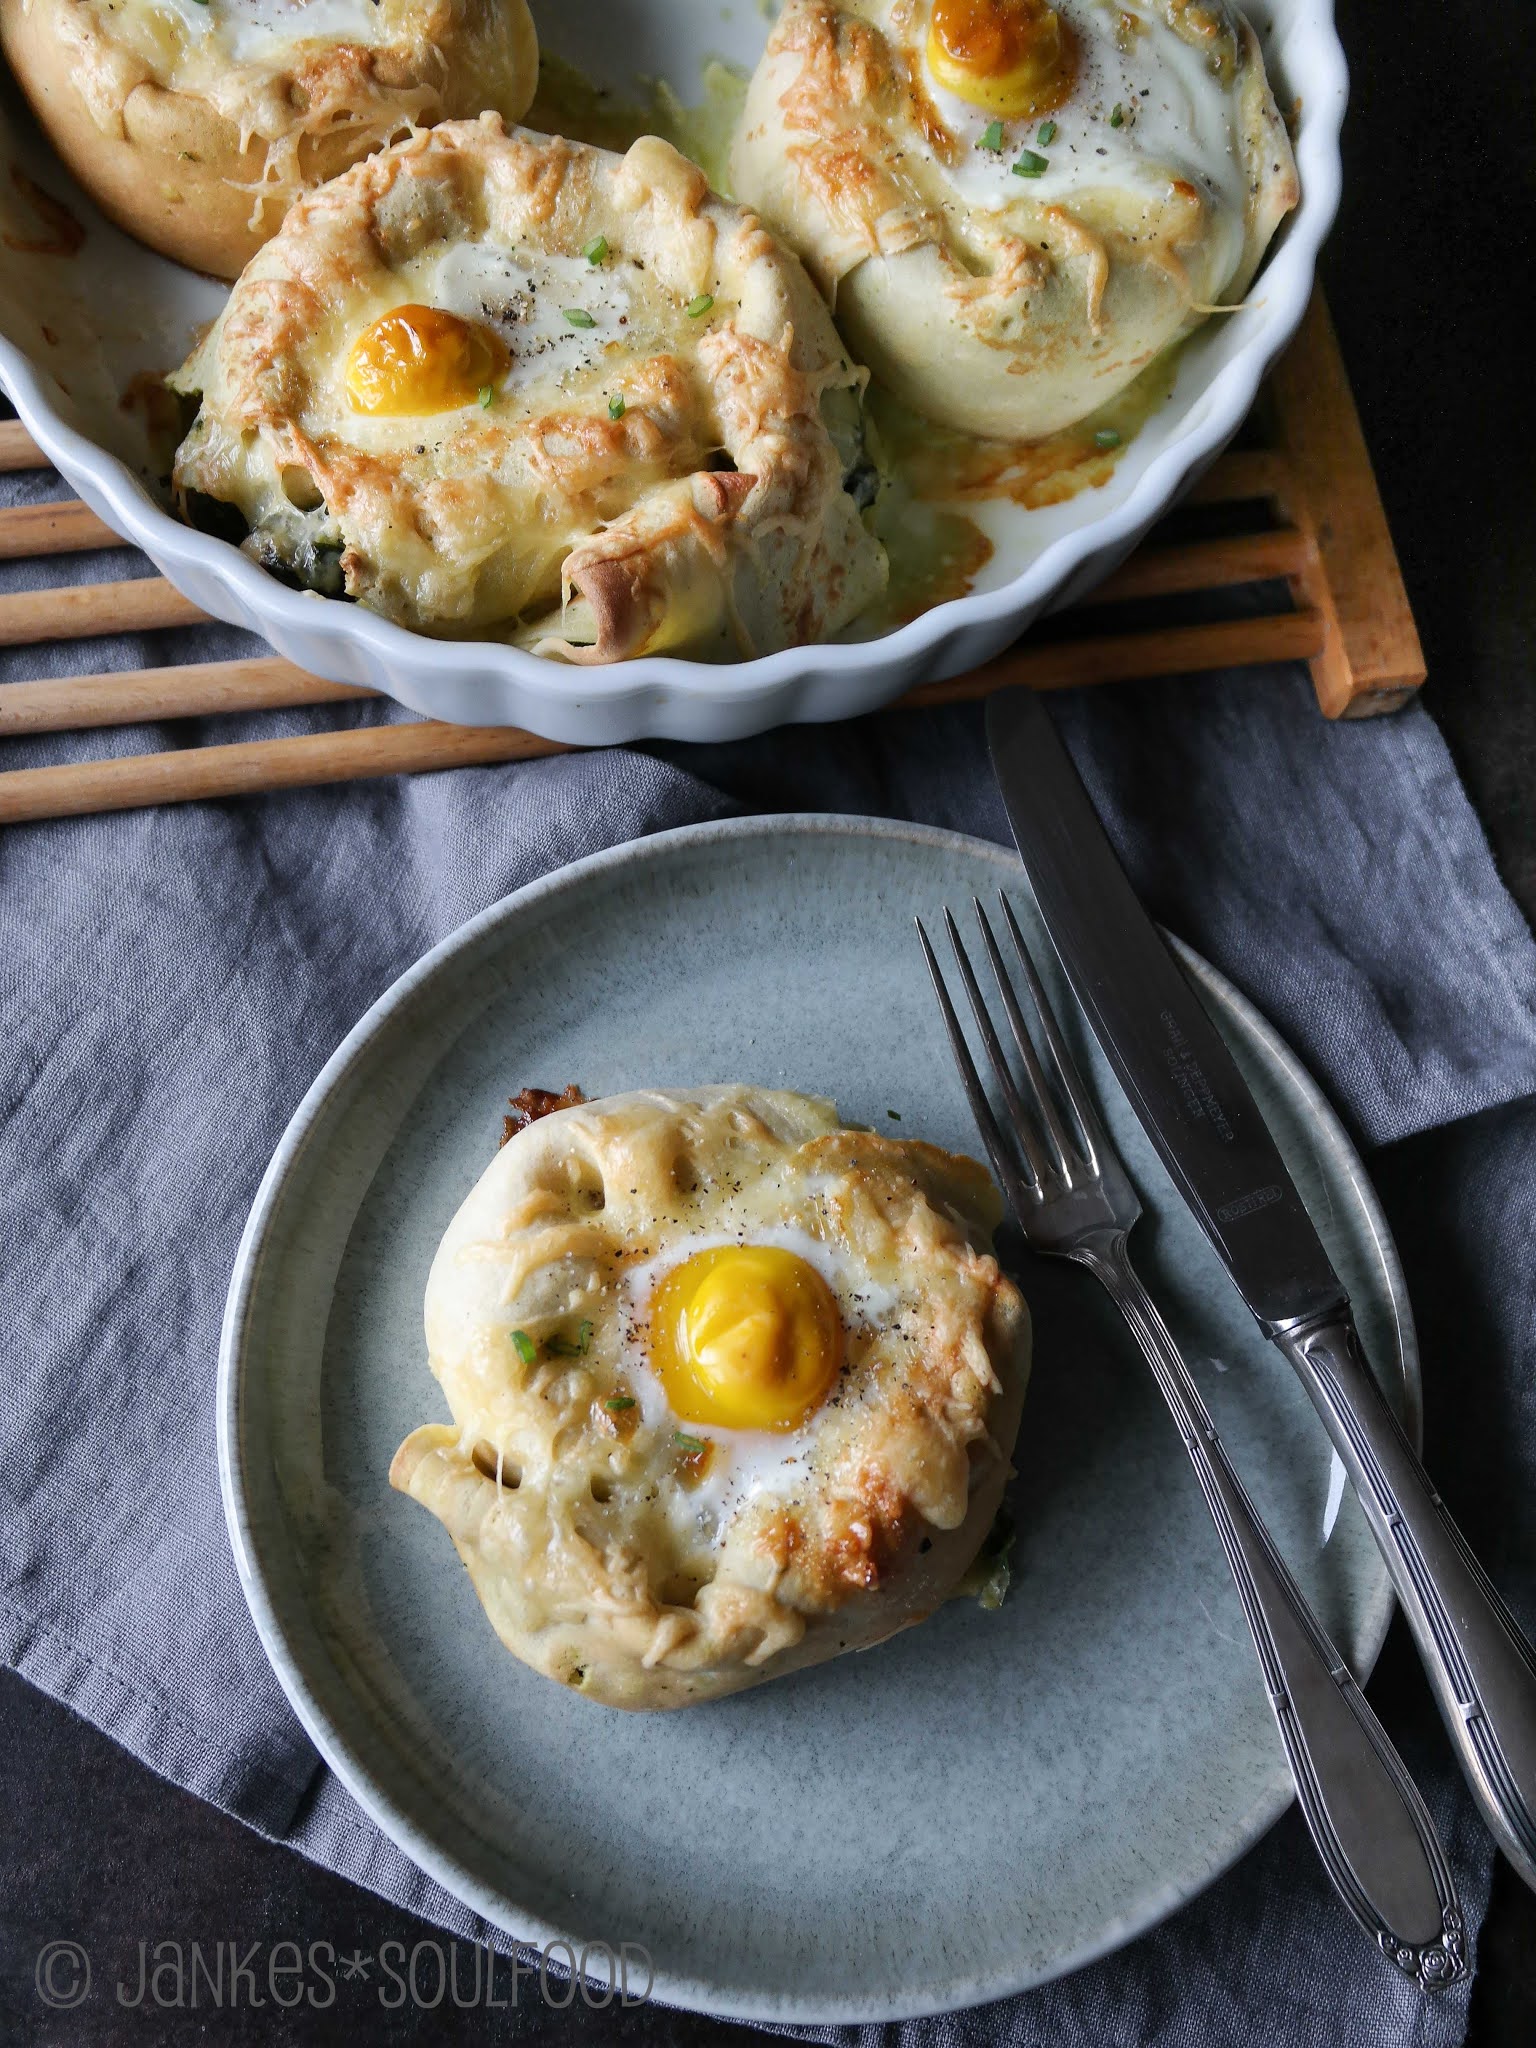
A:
915 916 1036 1218
996 891 1110 1170
941 908 1055 1189
972 896 1078 1178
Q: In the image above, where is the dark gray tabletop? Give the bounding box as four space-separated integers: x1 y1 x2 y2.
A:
3 0 1534 2040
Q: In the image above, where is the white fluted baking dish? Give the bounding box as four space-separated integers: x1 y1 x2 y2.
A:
0 1 1345 744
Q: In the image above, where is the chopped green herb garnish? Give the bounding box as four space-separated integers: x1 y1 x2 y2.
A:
604 1395 636 1413
511 1329 537 1364
1038 119 1057 146
1094 427 1122 449
887 1109 902 1120
1012 149 1049 178
547 1319 595 1358
478 386 494 408
563 307 597 329
685 294 715 319
978 120 1004 152
673 1431 707 1454
1109 102 1125 128
608 393 626 420
583 235 609 265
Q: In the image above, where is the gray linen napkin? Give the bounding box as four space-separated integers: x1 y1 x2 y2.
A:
4 461 1536 2046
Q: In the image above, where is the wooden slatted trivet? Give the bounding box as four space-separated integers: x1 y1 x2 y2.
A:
0 292 1422 826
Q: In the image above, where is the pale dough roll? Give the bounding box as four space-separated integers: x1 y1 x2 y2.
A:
731 0 1299 439
391 1087 1031 1710
170 118 888 660
0 0 540 278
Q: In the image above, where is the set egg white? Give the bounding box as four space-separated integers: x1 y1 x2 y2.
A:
886 0 1252 293
615 1226 903 1532
153 0 390 62
426 243 636 397
331 240 639 427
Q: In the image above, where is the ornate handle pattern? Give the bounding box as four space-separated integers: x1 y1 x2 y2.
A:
1273 1310 1536 1895
1082 1243 1465 1986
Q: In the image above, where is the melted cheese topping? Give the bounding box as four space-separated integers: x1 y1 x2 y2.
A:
921 0 1258 289
730 0 1299 439
389 1087 1030 1709
171 118 888 661
30 0 540 272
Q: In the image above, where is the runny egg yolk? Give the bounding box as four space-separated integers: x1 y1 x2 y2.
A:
649 1246 844 1433
926 0 1076 118
345 305 509 417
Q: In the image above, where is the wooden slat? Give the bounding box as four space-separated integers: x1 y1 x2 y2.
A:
1092 528 1311 604
0 282 1422 813
0 657 375 735
0 720 575 824
1182 448 1293 510
0 611 1325 822
1266 294 1425 718
0 575 208 646
0 497 120 561
0 533 1315 737
0 420 45 472
906 610 1325 706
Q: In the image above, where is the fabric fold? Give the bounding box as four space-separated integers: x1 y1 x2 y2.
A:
4 466 1536 2043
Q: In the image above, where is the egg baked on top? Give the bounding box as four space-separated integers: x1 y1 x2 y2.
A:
168 117 888 661
731 0 1299 439
0 1 540 278
390 1087 1030 1710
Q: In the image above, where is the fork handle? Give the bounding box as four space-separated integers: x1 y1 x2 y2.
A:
1083 1243 1465 1987
1271 1309 1536 1895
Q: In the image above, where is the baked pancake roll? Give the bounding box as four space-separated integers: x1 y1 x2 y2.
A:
391 1088 1030 1709
0 1 540 278
731 0 1300 439
169 118 888 659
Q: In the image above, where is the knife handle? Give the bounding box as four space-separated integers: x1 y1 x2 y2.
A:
1273 1310 1536 1893
1092 1251 1464 1985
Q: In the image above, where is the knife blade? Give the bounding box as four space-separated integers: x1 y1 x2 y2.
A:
986 690 1344 1332
986 682 1536 1895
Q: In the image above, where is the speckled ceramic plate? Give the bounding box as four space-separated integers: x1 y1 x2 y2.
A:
218 816 1415 2025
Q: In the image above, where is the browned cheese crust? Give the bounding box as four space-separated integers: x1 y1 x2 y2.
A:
170 119 888 657
390 1087 1031 1709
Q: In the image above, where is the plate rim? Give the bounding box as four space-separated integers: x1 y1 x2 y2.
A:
217 812 1417 2024
0 1 1348 743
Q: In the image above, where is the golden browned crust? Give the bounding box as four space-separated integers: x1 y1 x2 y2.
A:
171 118 888 658
389 1088 1031 1709
774 0 946 285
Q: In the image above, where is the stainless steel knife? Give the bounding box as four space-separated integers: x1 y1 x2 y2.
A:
986 682 1536 1894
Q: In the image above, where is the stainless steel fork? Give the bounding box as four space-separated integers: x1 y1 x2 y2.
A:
919 893 1465 1989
